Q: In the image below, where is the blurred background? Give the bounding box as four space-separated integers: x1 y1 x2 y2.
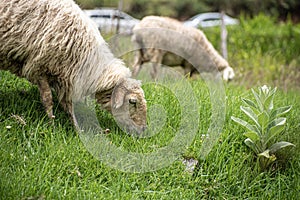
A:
75 0 300 90
75 0 300 22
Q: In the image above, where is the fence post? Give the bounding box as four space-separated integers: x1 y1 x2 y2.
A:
220 11 228 60
116 0 123 33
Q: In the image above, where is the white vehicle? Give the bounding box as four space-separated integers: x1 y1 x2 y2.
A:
84 8 140 34
184 12 239 28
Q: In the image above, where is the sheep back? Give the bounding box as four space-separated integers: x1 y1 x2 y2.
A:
132 16 232 76
0 0 131 102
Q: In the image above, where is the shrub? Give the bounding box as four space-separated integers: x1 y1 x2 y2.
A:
231 85 295 171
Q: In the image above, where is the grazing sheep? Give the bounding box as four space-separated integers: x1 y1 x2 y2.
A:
132 16 235 81
0 0 147 134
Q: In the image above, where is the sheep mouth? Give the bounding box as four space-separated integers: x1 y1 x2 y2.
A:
118 121 147 136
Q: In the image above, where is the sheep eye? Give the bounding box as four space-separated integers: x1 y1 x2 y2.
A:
129 98 137 104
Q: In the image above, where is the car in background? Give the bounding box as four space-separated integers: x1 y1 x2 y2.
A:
84 8 140 34
183 12 239 28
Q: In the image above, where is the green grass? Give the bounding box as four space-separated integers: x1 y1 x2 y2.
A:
1 69 299 199
1 15 300 199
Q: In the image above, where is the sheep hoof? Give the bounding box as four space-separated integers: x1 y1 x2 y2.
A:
47 116 55 126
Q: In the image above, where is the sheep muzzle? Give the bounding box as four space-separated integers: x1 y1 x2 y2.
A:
111 78 147 135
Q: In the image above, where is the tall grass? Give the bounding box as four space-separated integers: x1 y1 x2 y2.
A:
203 14 300 90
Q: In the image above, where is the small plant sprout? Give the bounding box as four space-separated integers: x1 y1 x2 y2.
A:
231 85 295 170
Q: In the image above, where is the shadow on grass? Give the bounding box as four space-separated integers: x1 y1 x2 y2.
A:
0 84 74 131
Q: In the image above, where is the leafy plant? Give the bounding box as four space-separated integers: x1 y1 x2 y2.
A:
231 85 295 170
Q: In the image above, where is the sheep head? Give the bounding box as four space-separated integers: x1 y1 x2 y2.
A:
96 78 147 135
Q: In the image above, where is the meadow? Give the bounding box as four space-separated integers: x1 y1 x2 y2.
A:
0 15 299 199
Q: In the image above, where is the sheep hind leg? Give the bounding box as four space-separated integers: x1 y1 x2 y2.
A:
37 77 55 119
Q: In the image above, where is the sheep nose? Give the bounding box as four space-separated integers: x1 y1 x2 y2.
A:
228 76 234 82
141 125 147 132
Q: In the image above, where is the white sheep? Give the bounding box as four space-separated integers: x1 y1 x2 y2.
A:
0 0 147 134
132 16 235 81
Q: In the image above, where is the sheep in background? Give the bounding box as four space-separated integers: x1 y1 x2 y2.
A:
0 0 147 134
132 16 235 81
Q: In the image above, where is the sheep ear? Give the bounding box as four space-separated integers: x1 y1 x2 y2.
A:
113 87 126 109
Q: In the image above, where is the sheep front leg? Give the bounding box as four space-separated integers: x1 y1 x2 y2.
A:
150 50 164 79
132 49 143 77
183 61 194 77
60 97 79 128
151 63 159 79
37 77 55 119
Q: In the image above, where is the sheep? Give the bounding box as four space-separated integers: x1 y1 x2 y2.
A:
131 16 235 81
0 0 147 134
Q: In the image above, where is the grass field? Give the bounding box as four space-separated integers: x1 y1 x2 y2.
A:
1 14 300 200
1 66 299 199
